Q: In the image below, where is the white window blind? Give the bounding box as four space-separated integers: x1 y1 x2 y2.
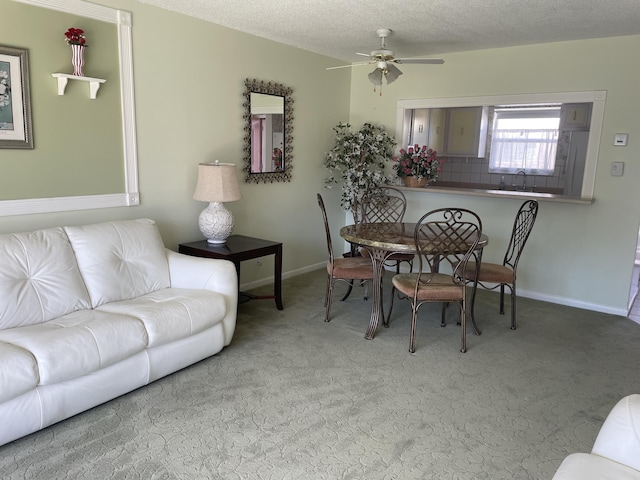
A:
489 107 560 175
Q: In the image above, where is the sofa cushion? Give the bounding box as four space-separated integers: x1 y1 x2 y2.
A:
552 452 640 480
97 288 226 348
0 310 148 385
0 227 91 329
64 219 170 308
0 342 39 404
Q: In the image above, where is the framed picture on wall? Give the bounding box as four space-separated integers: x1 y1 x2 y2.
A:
0 45 33 149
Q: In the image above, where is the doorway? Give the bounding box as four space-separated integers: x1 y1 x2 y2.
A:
628 224 640 324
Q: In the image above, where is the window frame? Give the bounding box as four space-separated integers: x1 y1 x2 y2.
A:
489 106 561 175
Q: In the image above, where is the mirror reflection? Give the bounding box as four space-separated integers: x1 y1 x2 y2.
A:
242 79 293 184
250 93 284 173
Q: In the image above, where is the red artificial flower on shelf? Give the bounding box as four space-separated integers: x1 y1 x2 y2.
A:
64 28 87 46
392 144 442 181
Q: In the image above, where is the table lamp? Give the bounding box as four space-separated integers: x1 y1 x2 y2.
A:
193 161 241 244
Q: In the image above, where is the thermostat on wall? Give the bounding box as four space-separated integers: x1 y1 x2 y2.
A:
614 133 628 146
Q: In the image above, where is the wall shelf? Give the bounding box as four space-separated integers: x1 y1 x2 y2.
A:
51 73 106 99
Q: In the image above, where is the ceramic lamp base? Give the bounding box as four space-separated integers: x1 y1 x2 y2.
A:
198 202 234 244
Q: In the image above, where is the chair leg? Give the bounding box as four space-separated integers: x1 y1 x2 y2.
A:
409 302 418 353
460 301 467 353
499 284 505 315
510 284 517 330
325 276 334 322
341 281 354 301
384 261 401 327
363 280 369 301
441 303 447 327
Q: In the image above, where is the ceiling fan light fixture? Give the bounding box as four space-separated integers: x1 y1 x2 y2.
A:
368 68 383 86
384 64 403 84
326 28 444 94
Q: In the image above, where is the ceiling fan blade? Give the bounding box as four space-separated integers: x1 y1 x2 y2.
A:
384 64 403 84
356 52 371 58
326 61 373 70
367 68 383 85
394 58 445 65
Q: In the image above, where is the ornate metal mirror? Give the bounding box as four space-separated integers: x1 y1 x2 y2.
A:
242 79 293 183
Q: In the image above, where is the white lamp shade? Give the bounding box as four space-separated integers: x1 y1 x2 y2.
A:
193 162 241 243
193 162 241 203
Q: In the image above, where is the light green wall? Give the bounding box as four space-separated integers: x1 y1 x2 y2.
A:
348 36 640 314
3 0 638 315
0 0 123 199
0 0 350 288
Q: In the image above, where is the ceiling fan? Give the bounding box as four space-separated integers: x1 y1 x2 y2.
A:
327 28 444 92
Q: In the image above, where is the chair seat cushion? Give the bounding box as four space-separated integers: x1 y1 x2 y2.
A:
466 262 514 284
552 452 640 480
329 257 376 280
392 273 464 301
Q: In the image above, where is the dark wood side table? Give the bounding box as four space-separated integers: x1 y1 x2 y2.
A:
178 235 283 310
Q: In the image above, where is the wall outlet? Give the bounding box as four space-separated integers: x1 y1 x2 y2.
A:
255 260 262 267
614 133 628 146
611 161 624 176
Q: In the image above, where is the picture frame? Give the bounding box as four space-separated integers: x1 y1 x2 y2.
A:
0 45 33 149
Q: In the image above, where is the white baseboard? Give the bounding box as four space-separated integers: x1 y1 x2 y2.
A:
239 262 325 292
241 264 629 318
513 288 628 317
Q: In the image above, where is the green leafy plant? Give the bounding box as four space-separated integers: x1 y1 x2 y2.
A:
323 122 396 223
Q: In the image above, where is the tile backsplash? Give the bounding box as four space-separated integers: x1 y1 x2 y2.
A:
435 130 573 192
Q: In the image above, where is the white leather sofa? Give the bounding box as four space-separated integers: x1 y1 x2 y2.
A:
0 218 237 446
553 394 640 480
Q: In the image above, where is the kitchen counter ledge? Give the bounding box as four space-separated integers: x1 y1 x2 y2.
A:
396 182 594 205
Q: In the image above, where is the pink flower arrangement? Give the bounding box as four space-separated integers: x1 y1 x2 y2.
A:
272 147 283 171
64 28 87 46
392 144 442 181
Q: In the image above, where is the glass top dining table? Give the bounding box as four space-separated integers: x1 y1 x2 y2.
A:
340 222 489 340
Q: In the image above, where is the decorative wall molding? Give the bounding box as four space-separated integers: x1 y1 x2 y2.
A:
3 0 139 217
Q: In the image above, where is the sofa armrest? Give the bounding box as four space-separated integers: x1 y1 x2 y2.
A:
166 249 238 345
591 394 640 472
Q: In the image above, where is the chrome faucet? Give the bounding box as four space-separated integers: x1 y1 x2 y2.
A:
514 170 527 191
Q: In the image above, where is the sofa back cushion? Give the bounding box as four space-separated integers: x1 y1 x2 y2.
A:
0 227 91 329
64 219 170 308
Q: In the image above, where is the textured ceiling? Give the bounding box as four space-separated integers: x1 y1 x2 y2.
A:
138 0 640 62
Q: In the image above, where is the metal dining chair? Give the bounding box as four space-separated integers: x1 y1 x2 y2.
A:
360 186 415 325
392 208 482 353
317 194 378 323
464 199 539 330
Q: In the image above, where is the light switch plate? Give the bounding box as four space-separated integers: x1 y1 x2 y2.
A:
611 161 624 176
614 133 628 146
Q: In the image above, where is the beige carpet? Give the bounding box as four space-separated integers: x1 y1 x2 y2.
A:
1 269 639 479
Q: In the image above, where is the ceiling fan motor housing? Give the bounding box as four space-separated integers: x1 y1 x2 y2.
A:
371 49 394 60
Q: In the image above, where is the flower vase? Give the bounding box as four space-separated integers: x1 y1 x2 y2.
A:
402 176 428 188
71 45 85 77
